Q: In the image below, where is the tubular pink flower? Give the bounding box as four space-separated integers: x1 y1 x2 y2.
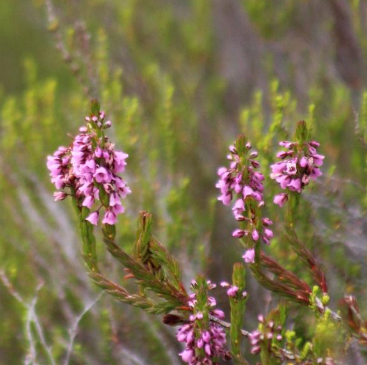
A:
53 191 67 201
112 203 125 215
227 286 239 297
274 193 288 207
243 249 255 263
113 151 129 173
102 210 117 225
252 229 259 241
52 176 65 190
288 178 301 192
180 350 194 363
218 193 232 206
94 167 111 184
262 218 273 226
86 211 99 226
82 195 94 209
109 192 121 207
232 198 245 216
232 229 245 238
264 228 274 239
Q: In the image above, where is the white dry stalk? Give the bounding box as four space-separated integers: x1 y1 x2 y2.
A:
63 292 104 365
107 306 151 365
0 271 56 365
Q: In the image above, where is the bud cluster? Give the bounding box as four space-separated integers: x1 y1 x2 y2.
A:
248 314 283 355
177 280 229 365
220 281 247 299
47 109 131 226
270 139 324 207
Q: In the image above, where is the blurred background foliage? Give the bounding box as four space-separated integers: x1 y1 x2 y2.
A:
1 0 367 364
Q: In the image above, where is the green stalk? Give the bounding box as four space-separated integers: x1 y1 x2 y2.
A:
80 207 100 273
230 263 247 361
285 191 300 228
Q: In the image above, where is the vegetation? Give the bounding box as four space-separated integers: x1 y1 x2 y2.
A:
1 1 367 364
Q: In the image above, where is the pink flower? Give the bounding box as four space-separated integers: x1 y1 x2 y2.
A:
53 191 67 201
180 349 194 363
300 157 308 168
252 229 259 241
262 218 273 226
94 147 103 158
285 161 297 175
243 185 254 197
102 210 117 225
211 309 225 319
277 175 291 189
310 168 322 180
288 178 301 192
227 286 239 297
279 141 294 148
94 167 111 183
218 193 232 206
274 193 288 207
232 229 245 238
51 176 65 190
264 228 273 239
112 204 125 215
84 159 96 172
232 199 245 215
243 249 255 263
82 195 94 209
109 192 121 207
86 211 99 226
113 151 129 173
253 172 265 181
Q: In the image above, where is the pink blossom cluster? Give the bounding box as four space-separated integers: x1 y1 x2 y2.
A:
220 281 247 299
216 142 264 207
47 111 131 226
270 140 324 207
216 141 274 263
177 282 228 364
232 217 273 246
248 315 282 355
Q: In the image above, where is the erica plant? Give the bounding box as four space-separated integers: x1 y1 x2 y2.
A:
47 101 367 365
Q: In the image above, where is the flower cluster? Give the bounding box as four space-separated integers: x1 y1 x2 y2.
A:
248 314 283 355
47 109 131 226
216 142 264 208
216 137 274 263
220 281 247 299
177 281 229 365
270 139 324 207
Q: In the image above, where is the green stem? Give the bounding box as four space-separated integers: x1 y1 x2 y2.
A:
80 214 100 273
230 263 247 361
286 191 300 227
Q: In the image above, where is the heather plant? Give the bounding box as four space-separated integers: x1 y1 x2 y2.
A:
43 100 367 364
2 1 367 365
